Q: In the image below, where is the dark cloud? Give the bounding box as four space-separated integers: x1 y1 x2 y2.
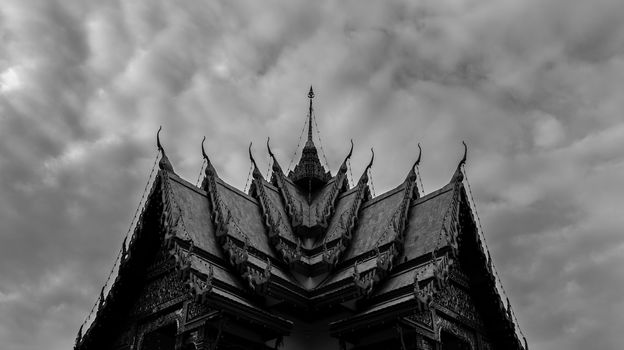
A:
1 0 623 349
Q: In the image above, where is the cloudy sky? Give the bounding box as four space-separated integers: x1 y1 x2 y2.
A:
1 0 624 349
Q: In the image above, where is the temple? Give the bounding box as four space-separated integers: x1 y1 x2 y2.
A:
75 87 528 350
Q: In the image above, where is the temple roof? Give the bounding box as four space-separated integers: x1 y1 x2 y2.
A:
77 94 526 350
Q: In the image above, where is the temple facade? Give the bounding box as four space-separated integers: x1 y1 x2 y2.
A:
75 87 527 350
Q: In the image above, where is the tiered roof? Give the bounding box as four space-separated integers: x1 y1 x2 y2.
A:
76 90 526 350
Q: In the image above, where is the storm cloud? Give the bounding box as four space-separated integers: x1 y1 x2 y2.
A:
1 0 624 349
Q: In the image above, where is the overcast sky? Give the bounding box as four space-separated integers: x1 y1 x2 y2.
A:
1 0 624 349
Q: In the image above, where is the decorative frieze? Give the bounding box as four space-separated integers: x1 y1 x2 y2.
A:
435 283 483 327
407 309 434 328
133 272 187 316
436 315 477 350
187 301 213 321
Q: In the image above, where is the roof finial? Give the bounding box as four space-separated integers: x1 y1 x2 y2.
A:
156 126 175 172
249 142 263 180
267 137 275 159
201 136 219 179
157 126 164 153
267 137 285 173
450 141 467 183
307 86 314 143
459 141 467 168
339 139 354 173
414 143 422 168
365 148 375 172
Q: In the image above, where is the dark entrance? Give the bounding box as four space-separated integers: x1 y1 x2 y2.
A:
141 324 177 350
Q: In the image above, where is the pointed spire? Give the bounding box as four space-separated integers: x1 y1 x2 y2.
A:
450 141 467 183
288 86 331 190
306 86 315 148
156 126 175 173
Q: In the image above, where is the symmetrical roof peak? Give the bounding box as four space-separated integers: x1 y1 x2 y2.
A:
77 120 527 350
288 86 331 192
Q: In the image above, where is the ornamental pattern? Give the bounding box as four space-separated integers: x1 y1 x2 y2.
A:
186 301 213 321
136 310 183 350
407 309 434 328
133 272 187 316
436 316 477 350
435 283 483 327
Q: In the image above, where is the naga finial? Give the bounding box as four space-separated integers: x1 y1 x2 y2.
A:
201 136 209 161
201 136 218 179
365 148 375 172
450 141 467 183
417 143 422 165
357 148 375 185
339 139 354 173
249 142 263 179
267 137 275 160
459 141 467 168
346 139 354 161
156 126 174 172
249 142 257 167
413 143 422 168
157 126 164 154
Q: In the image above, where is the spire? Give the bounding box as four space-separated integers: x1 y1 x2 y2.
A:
305 86 315 149
288 86 331 191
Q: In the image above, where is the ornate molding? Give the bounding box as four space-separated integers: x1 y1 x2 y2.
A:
186 301 213 321
244 259 272 294
413 254 455 312
435 283 483 327
268 139 302 227
322 168 369 267
132 271 187 316
407 309 434 328
352 261 375 296
354 165 419 295
436 315 477 350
